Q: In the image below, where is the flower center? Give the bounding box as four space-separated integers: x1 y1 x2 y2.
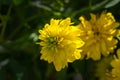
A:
94 31 100 36
92 27 100 36
91 27 102 42
49 37 58 45
47 36 63 47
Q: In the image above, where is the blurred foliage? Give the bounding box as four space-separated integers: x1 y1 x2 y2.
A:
0 0 120 80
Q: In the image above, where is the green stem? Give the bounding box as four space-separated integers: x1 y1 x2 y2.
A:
1 4 12 39
89 0 92 9
7 24 23 39
8 14 41 39
71 0 109 18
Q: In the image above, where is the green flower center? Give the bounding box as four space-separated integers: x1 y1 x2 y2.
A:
47 36 63 47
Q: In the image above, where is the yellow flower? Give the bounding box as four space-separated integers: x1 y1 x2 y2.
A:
110 49 120 80
95 56 113 80
77 11 119 60
37 18 84 71
95 49 120 80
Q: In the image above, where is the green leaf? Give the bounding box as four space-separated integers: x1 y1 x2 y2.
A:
12 0 23 5
105 0 120 8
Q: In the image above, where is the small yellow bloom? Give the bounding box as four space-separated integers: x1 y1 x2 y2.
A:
95 56 113 80
110 49 120 80
77 11 119 60
95 49 120 80
37 18 84 71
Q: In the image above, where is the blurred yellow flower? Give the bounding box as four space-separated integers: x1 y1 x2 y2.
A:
37 18 84 71
77 12 119 60
95 49 120 80
95 56 113 80
110 49 120 80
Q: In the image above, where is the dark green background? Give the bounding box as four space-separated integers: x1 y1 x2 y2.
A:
0 0 120 80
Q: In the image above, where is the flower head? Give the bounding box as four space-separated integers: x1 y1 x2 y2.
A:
110 49 120 80
95 49 120 80
95 56 113 80
37 18 84 71
77 12 119 60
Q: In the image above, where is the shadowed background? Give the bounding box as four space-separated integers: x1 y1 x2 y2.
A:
0 0 120 80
